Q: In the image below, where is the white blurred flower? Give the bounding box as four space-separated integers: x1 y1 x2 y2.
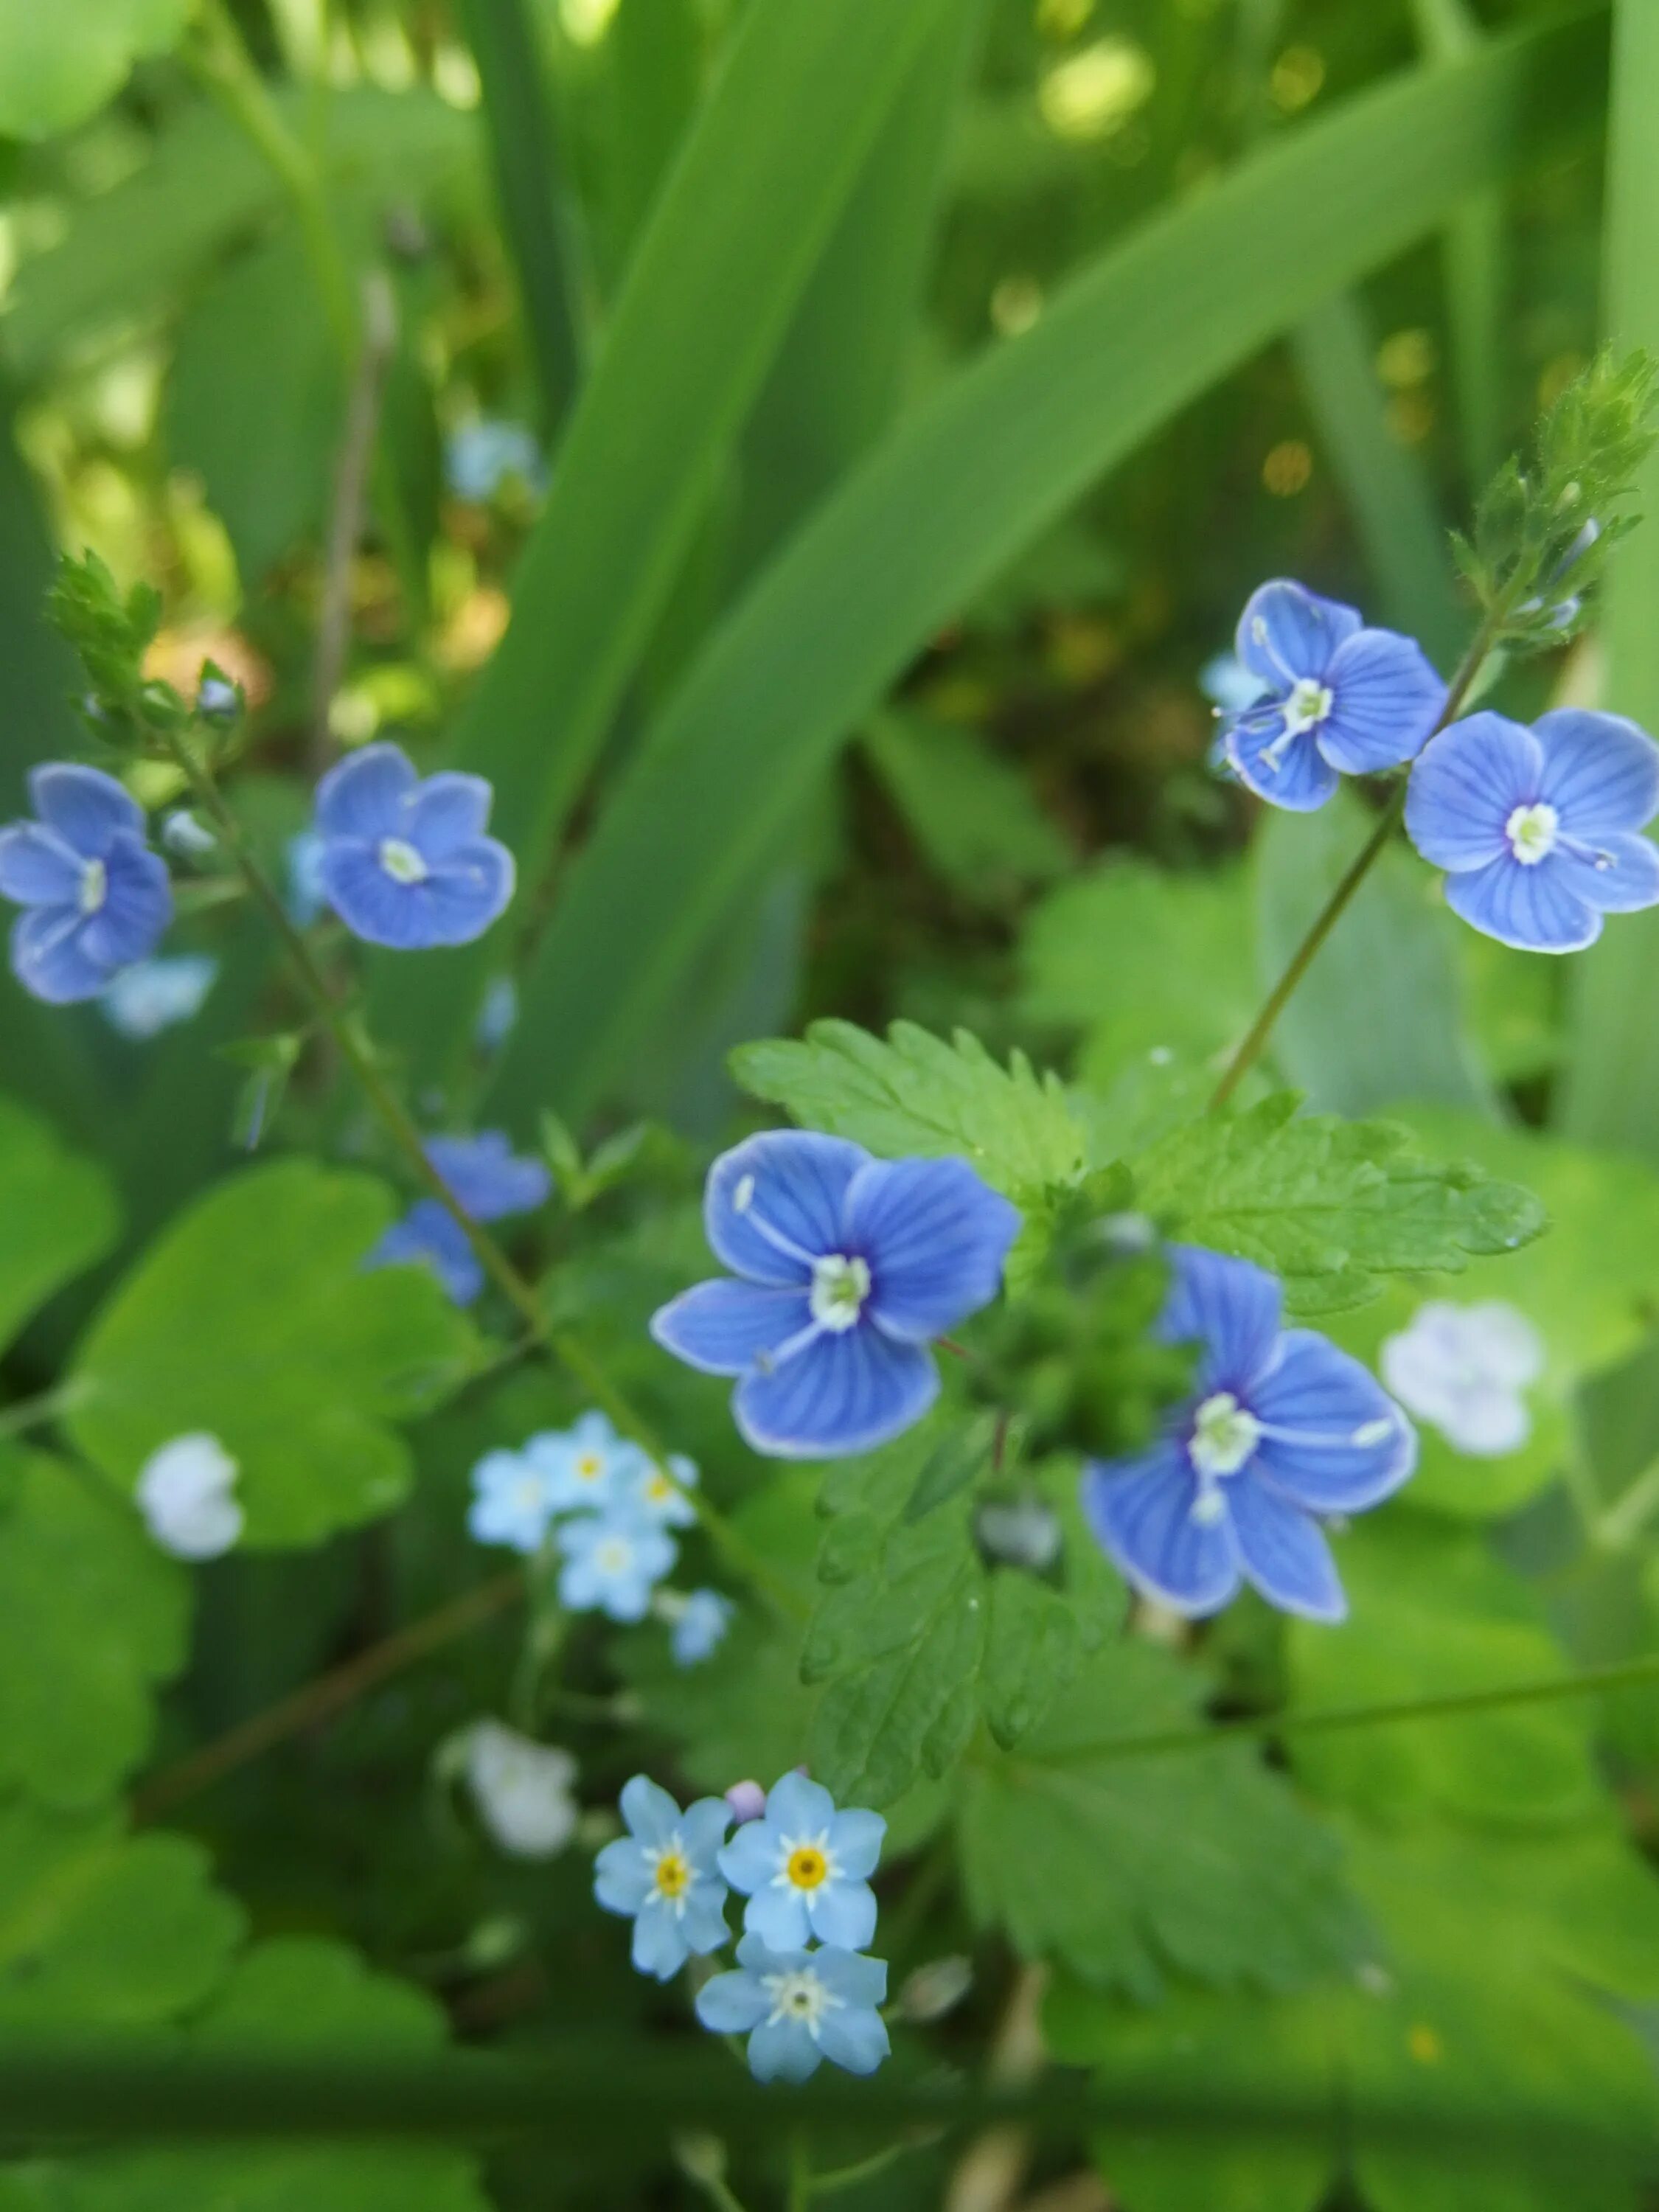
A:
464 1720 579 1858
136 1433 243 1559
1380 1300 1545 1457
100 955 218 1040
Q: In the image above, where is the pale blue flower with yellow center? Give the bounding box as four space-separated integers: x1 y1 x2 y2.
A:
0 765 172 1003
616 1448 700 1530
524 1411 641 1515
718 1772 885 1950
467 1447 558 1554
557 1506 677 1621
594 1773 730 1979
662 1587 734 1666
695 1933 889 2084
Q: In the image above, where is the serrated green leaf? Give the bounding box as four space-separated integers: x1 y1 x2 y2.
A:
66 1161 475 1548
0 1453 187 1812
903 1419 994 1524
1289 1516 1601 1828
1129 1094 1545 1314
0 1094 119 1357
981 1573 1080 1750
956 1640 1363 2000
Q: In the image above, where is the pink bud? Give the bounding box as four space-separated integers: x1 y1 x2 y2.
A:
725 1778 767 1825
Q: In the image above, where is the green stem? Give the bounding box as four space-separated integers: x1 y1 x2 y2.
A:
0 1379 91 1442
1208 593 1508 1109
1594 1457 1659 1550
810 2142 922 2197
787 2135 813 2212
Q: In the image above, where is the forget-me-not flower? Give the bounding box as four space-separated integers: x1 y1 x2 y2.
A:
136 1433 243 1560
651 1131 1020 1459
661 1587 734 1666
0 765 172 1003
1404 708 1659 951
1082 1245 1416 1623
695 1933 889 2084
313 742 515 949
445 420 545 504
718 1771 885 1950
594 1773 731 1978
557 1506 677 1621
462 1720 578 1858
100 953 218 1040
468 1447 560 1553
369 1130 551 1305
1380 1299 1544 1458
1217 580 1444 811
524 1411 641 1514
616 1450 700 1530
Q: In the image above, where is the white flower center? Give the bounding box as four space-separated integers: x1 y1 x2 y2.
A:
79 858 107 914
1189 1391 1262 1480
1505 802 1559 866
762 1967 841 2035
378 835 429 885
810 1253 871 1333
1283 677 1334 736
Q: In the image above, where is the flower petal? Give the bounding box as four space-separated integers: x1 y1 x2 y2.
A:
1318 627 1445 774
719 1823 782 1895
1535 709 1659 834
650 1279 813 1377
1226 1476 1346 1622
1225 714 1341 812
77 837 172 970
705 1130 869 1287
29 764 145 857
733 1326 938 1459
680 1798 733 1864
812 1948 888 2008
1405 713 1540 870
369 1202 482 1305
746 2017 821 2084
1249 1330 1416 1512
695 1969 771 2036
807 1877 877 1950
1234 580 1362 686
827 1808 886 1881
314 742 417 840
766 1772 837 1836
744 1883 813 1950
407 771 494 855
425 1133 550 1221
817 2003 891 2076
678 1887 731 1956
593 1837 653 1913
1079 1440 1239 1616
0 824 83 905
1444 853 1601 953
1553 830 1659 915
10 908 114 1004
321 836 514 947
1159 1245 1281 1393
631 1899 688 1980
844 1157 1020 1341
619 1773 681 1848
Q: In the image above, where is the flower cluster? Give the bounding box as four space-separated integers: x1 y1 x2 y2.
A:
469 1412 732 1656
595 1772 890 2083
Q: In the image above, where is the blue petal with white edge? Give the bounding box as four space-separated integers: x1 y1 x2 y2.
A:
1235 580 1362 686
315 742 417 839
1317 627 1445 774
407 773 494 855
1225 713 1341 812
1555 832 1659 914
1080 1439 1240 1615
845 1156 1020 1341
1535 709 1659 833
1445 853 1601 953
1227 1475 1346 1622
0 824 82 904
1158 1245 1281 1393
11 910 115 1004
30 763 145 856
1249 1331 1415 1512
1405 713 1540 871
704 1130 868 1286
732 1324 938 1459
650 1278 811 1376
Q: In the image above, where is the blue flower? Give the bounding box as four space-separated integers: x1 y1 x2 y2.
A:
1081 1245 1416 1623
717 1771 885 1950
524 1411 642 1514
467 1447 559 1553
445 420 545 504
1404 707 1659 952
616 1449 700 1530
557 1506 677 1621
368 1130 550 1305
695 1933 889 2084
313 742 514 949
476 975 518 1051
667 1587 734 1666
1218 580 1444 812
594 1774 731 1979
650 1131 1020 1460
0 765 172 1003
100 953 218 1039
285 828 329 924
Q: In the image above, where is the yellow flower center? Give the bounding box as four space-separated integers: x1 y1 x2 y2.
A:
653 1848 691 1899
575 1453 604 1483
786 1845 829 1891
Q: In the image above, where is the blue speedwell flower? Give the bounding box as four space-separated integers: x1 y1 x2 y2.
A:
467 1447 559 1554
594 1774 730 1979
665 1587 734 1666
1404 707 1659 952
650 1131 1020 1459
718 1771 885 1950
369 1130 550 1305
1082 1245 1416 1623
695 1933 889 2084
1217 580 1444 811
100 953 218 1039
557 1506 677 1621
313 742 514 949
0 765 172 1003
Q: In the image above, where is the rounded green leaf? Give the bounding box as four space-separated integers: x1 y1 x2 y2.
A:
0 1093 119 1357
0 0 193 142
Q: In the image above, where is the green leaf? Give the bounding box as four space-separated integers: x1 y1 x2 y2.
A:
1019 858 1256 1084
1127 1094 1545 1315
66 1161 475 1548
862 712 1071 897
1287 1515 1601 1828
0 1094 119 1356
957 1639 1362 2000
903 1420 995 1523
981 1572 1082 1752
0 0 190 142
491 8 1608 1121
0 1801 240 2034
0 1453 187 1812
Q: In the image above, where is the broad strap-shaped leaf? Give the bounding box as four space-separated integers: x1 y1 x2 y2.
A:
1128 1093 1545 1314
0 1093 119 1356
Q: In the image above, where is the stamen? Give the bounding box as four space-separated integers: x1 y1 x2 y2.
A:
725 1175 819 1270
